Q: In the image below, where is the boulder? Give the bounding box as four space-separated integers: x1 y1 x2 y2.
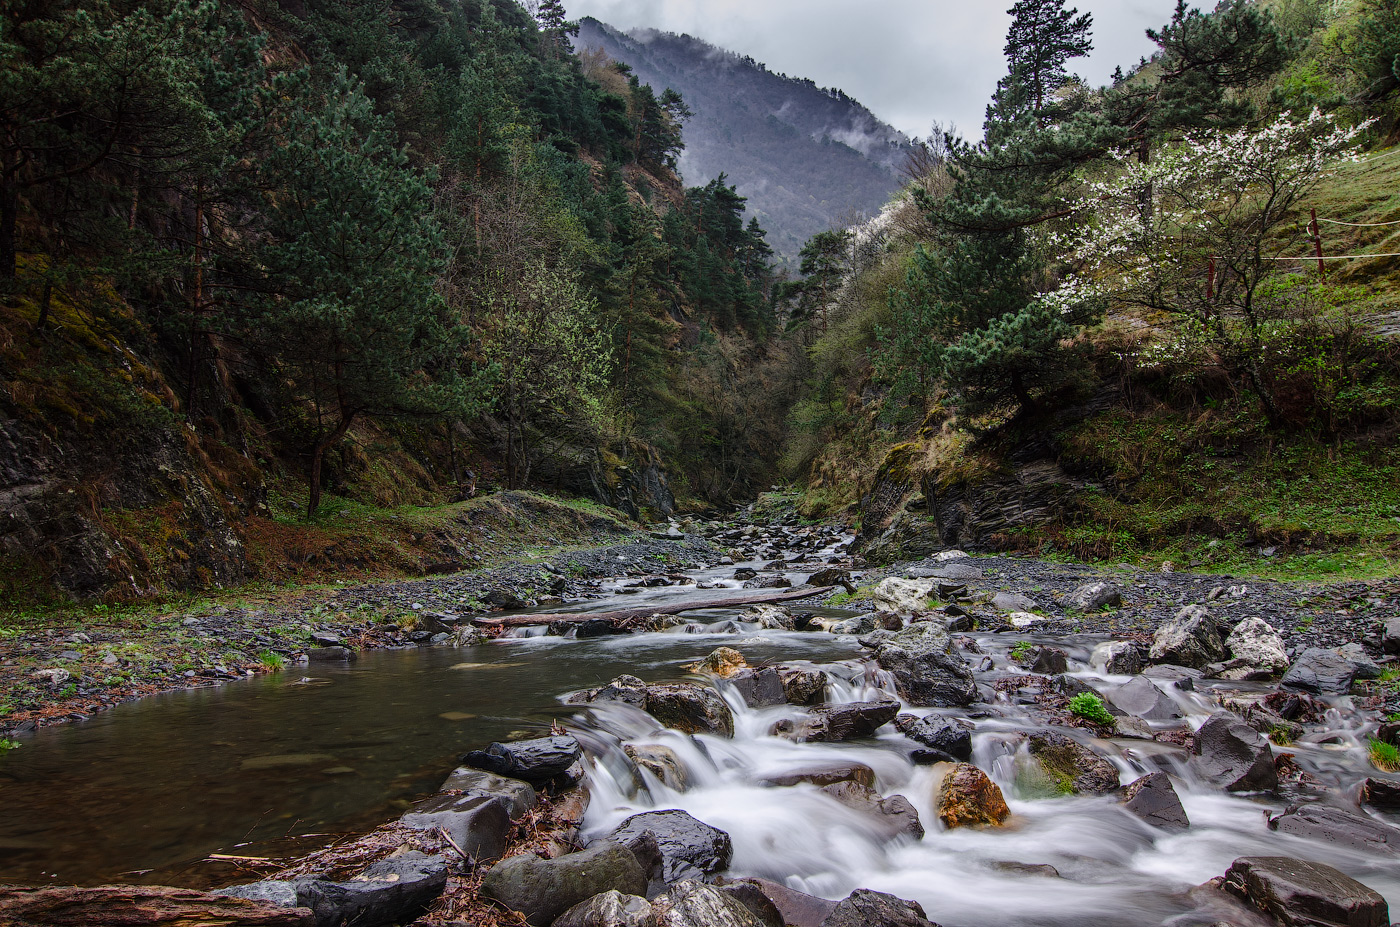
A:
307 646 356 663
292 853 450 927
1220 856 1389 927
400 792 512 861
688 648 748 678
1028 647 1069 675
759 762 877 789
894 715 972 761
820 889 937 927
1267 804 1400 854
1189 712 1277 792
462 735 582 783
777 667 828 706
746 605 795 631
1361 778 1400 812
819 781 924 840
1057 582 1124 612
1383 617 1400 656
480 843 646 927
1334 643 1382 680
874 625 976 707
870 578 936 614
624 744 690 790
991 591 1038 614
823 613 878 636
587 678 736 737
552 890 651 927
1280 648 1356 695
936 763 1010 828
439 768 538 820
485 589 528 609
1225 618 1290 672
649 881 772 927
1103 677 1181 722
729 667 787 709
714 882 786 927
1121 772 1189 830
1149 605 1226 669
785 700 900 743
607 809 733 883
1092 641 1144 675
808 568 855 591
1026 732 1119 795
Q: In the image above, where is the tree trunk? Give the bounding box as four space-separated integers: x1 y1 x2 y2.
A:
1 172 18 281
473 585 837 628
0 884 313 926
307 412 355 517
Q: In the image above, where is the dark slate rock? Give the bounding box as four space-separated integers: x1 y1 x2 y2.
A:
875 644 977 707
1383 617 1400 656
400 792 512 862
729 667 787 709
462 735 582 783
644 684 736 737
1361 778 1400 812
298 852 450 927
608 810 733 884
1121 772 1190 830
306 646 356 663
715 882 787 927
1057 582 1124 612
819 781 924 840
794 700 900 743
1267 803 1400 854
894 715 972 761
1029 647 1069 675
480 843 646 927
1149 605 1226 669
1189 712 1277 792
759 762 877 789
1221 856 1389 927
213 880 302 909
1281 648 1356 695
1027 732 1120 794
820 888 938 927
777 667 828 706
717 878 836 927
1099 641 1145 675
439 767 537 819
1104 676 1182 722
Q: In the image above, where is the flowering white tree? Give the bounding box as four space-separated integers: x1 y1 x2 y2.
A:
1055 110 1370 424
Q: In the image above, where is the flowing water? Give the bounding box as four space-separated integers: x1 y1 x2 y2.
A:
1 548 1397 927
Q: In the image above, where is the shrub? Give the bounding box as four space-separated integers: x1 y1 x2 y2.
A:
1068 692 1114 726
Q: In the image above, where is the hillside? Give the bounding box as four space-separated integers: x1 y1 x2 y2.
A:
575 18 914 263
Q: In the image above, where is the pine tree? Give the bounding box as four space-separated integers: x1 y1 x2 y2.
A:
1001 0 1093 122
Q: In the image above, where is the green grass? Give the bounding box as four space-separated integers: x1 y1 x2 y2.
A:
1068 693 1114 726
257 649 286 671
0 738 20 753
1369 737 1400 772
1011 641 1036 662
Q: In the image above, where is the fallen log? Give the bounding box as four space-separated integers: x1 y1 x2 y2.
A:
0 884 314 926
471 585 837 628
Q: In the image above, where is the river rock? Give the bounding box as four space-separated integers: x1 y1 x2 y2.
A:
1029 647 1069 675
895 715 972 761
1362 778 1400 811
1225 618 1290 672
820 888 937 927
808 568 855 591
1189 712 1277 792
294 853 450 927
646 685 735 737
400 792 512 861
1149 605 1226 669
937 763 1010 828
552 890 651 927
1220 856 1389 927
1057 582 1124 612
870 578 936 614
760 762 877 789
1026 732 1120 794
714 881 787 927
12 885 315 926
306 646 356 663
992 591 1038 613
819 781 924 840
1280 648 1356 695
1121 772 1189 830
1267 803 1400 854
729 667 787 708
439 768 538 819
650 881 772 927
746 605 795 631
1334 642 1382 679
689 648 748 678
777 666 828 706
607 809 733 883
1383 617 1400 655
788 700 900 743
485 589 529 609
1103 676 1181 722
1092 641 1145 675
823 613 878 635
480 843 646 927
624 744 690 790
717 878 836 927
874 624 976 707
462 735 582 783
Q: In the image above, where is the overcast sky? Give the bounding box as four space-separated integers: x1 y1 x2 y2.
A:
564 0 1180 138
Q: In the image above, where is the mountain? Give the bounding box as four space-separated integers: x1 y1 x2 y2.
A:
576 18 914 264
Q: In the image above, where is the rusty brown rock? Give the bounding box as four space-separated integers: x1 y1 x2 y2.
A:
936 763 1010 829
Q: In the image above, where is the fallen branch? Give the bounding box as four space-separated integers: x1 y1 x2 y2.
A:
471 586 836 628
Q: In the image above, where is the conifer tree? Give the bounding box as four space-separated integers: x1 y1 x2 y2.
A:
1001 0 1093 122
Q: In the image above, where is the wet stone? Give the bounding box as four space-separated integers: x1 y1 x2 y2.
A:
1149 605 1226 669
759 762 877 789
1104 676 1181 722
438 768 537 819
788 700 900 743
819 781 924 840
1026 732 1119 795
1361 777 1400 812
461 735 582 784
481 843 646 927
1221 856 1389 927
1121 772 1189 830
400 792 512 861
1189 712 1278 792
894 715 972 761
820 888 938 927
649 880 772 927
937 763 1010 829
607 809 734 884
1267 803 1400 854
1281 648 1356 695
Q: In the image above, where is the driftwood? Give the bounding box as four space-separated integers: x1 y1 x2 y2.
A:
471 585 836 629
0 884 314 926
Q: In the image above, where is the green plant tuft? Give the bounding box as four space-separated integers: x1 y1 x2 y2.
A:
1369 737 1400 772
0 738 20 753
1068 692 1114 726
257 649 286 671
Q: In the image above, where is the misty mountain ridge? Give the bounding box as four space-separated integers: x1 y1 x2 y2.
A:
577 17 915 263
